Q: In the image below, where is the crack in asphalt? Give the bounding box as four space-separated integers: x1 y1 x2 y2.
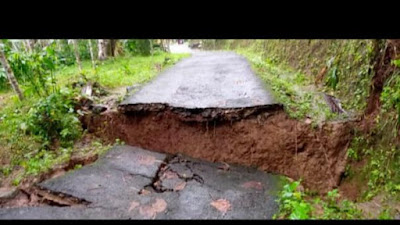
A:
140 154 205 193
113 168 155 180
20 185 91 207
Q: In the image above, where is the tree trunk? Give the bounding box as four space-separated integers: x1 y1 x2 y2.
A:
110 39 116 57
0 42 24 101
110 40 123 57
160 39 168 52
72 40 82 72
98 39 109 61
88 39 96 69
165 39 170 52
149 39 153 56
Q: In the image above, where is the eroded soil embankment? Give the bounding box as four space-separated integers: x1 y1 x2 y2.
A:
81 106 353 193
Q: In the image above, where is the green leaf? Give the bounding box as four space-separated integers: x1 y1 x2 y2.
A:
391 59 400 68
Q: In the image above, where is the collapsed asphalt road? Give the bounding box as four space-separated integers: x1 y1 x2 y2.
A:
0 145 282 219
94 51 351 193
0 51 353 219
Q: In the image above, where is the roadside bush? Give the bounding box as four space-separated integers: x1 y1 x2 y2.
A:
124 39 152 55
274 179 364 219
55 40 76 66
274 180 312 219
56 40 93 66
26 88 82 148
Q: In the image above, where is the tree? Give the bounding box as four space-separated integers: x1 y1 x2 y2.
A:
161 39 170 52
98 39 108 61
88 39 96 69
0 40 24 101
149 39 154 56
98 39 121 60
110 40 123 57
72 39 82 72
110 39 116 57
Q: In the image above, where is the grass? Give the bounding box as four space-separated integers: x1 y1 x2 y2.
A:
0 52 190 186
56 52 189 89
8 136 118 186
233 48 341 123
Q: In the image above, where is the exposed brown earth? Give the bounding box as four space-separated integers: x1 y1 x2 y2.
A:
81 106 353 193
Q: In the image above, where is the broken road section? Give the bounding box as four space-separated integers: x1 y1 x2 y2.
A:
0 145 282 219
86 51 353 193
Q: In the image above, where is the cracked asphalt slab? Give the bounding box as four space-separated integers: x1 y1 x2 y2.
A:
120 51 278 109
0 145 282 219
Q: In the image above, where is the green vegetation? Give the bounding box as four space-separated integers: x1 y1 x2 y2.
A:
26 88 82 149
346 128 400 203
124 39 158 56
0 40 58 95
274 179 366 219
9 139 118 186
342 69 400 203
381 69 400 126
274 180 312 219
0 39 188 187
224 45 338 121
55 52 186 89
56 39 95 66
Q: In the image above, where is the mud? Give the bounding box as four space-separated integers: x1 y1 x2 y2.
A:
81 107 353 193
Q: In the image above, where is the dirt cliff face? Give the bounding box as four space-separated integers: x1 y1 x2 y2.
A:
81 107 353 193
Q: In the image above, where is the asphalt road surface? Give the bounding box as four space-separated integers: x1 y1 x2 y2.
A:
120 51 277 109
0 146 282 219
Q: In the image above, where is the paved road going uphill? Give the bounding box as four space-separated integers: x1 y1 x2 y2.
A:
120 51 277 109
